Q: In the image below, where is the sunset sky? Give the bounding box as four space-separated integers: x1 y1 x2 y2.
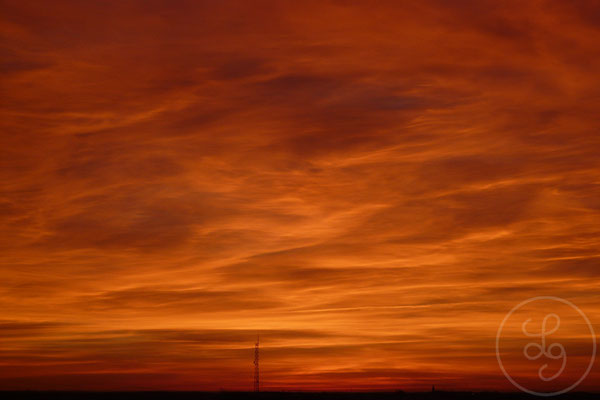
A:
1 0 600 392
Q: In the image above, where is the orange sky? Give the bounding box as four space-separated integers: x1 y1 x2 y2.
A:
1 0 599 392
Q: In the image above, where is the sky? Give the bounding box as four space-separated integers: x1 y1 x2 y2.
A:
1 0 600 392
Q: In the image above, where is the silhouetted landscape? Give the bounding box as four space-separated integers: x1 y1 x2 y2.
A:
2 392 600 400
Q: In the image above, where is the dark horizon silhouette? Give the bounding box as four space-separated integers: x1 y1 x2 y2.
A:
3 390 600 400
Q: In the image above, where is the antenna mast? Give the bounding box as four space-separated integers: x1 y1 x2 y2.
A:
253 334 260 392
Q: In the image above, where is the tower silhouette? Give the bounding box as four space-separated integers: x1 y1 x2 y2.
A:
253 335 259 392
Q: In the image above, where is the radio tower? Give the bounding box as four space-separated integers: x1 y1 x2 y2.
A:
253 334 260 392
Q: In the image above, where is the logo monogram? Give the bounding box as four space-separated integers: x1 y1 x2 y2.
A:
521 313 566 382
496 296 596 397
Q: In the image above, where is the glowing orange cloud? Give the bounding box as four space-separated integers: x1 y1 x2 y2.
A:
1 0 599 392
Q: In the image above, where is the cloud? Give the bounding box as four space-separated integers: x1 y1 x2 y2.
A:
75 287 283 312
1 0 599 391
